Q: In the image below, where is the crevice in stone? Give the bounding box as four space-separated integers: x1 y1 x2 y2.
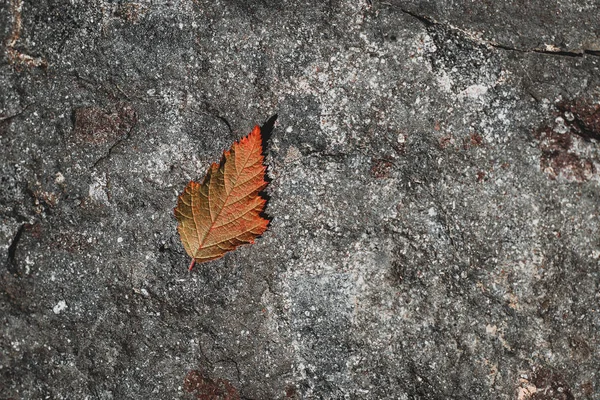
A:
391 4 600 59
6 223 25 273
92 116 138 169
395 6 435 27
214 357 242 384
198 101 234 134
0 104 31 122
216 114 233 134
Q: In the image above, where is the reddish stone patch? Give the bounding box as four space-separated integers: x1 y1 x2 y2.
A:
534 98 600 181
462 132 484 150
183 370 240 400
470 132 483 146
391 133 407 155
53 230 94 254
581 381 594 396
439 132 483 150
25 222 42 239
114 3 147 22
558 100 600 142
528 367 574 400
72 103 136 144
370 158 394 178
518 367 575 400
284 384 297 398
1 271 34 311
476 170 486 182
32 190 57 209
438 134 453 149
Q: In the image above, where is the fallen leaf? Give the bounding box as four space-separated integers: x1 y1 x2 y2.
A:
174 118 274 270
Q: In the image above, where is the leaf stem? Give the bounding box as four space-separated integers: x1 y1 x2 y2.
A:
188 258 196 271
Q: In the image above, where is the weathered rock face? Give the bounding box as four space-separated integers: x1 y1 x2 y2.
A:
1 0 599 399
391 0 600 54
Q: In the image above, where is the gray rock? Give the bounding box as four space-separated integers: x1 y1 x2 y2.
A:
1 0 599 399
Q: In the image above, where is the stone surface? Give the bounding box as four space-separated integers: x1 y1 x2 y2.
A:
391 0 600 53
1 0 600 399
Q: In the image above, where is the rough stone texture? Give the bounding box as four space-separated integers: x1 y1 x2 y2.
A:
1 0 599 399
392 0 600 53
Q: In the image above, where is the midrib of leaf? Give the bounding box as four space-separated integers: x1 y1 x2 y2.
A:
193 135 259 256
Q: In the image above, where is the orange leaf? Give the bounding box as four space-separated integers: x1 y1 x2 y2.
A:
174 122 271 270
